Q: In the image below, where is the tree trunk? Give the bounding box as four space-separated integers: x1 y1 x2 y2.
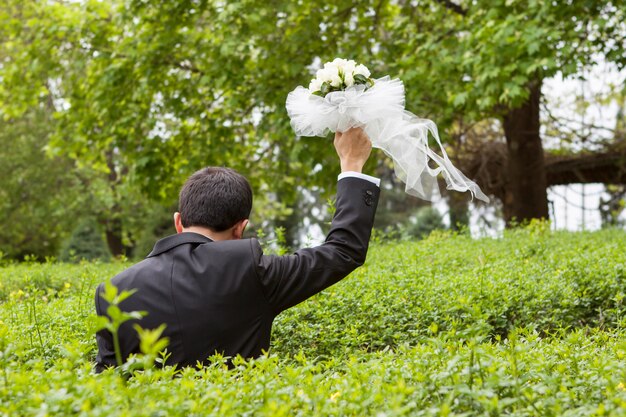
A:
102 150 133 257
502 81 549 224
102 216 133 258
105 218 125 257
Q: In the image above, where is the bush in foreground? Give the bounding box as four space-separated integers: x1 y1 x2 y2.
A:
1 226 625 415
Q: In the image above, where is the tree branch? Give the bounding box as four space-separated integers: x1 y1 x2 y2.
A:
545 152 626 185
434 0 467 16
460 140 626 201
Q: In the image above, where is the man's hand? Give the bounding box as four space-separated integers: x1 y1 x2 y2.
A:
334 127 372 173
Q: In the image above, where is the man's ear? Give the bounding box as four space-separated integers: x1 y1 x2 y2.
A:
232 219 249 239
174 212 184 234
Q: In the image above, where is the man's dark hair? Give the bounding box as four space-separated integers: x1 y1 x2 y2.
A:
179 167 252 232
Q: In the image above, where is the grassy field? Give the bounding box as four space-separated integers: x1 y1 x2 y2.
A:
1 225 626 416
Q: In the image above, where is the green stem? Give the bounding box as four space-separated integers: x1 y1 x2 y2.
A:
30 299 45 357
1 362 8 389
113 328 123 367
468 348 474 389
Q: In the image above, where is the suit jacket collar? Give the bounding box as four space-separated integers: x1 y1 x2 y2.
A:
147 232 213 257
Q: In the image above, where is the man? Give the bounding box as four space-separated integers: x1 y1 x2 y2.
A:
95 127 380 370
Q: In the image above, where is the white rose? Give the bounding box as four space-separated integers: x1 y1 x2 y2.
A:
315 68 332 83
309 78 323 92
346 61 357 72
323 62 339 73
354 64 371 78
343 71 354 87
330 58 348 69
329 73 342 88
318 66 342 87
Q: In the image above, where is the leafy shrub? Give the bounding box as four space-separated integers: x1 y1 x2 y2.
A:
405 206 446 239
60 219 111 262
1 226 626 415
273 227 626 356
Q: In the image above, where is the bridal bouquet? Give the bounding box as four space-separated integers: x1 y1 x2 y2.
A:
286 58 489 202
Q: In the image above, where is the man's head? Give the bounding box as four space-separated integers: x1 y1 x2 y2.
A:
174 167 252 240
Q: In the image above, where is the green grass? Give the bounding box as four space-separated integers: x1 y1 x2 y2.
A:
1 225 626 416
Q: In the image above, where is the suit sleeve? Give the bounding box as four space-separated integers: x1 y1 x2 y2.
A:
252 176 380 314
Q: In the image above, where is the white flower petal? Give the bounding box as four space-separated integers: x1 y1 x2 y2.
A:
309 78 323 92
330 74 342 88
355 64 371 78
344 71 354 87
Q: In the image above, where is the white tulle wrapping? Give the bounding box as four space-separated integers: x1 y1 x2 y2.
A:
286 76 489 202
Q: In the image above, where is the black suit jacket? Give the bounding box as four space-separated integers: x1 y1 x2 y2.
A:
95 177 379 370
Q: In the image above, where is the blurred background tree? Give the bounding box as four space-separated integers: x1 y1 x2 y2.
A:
0 108 81 259
0 0 625 259
60 218 110 262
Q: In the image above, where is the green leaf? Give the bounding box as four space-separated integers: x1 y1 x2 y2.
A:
353 74 368 85
453 92 468 107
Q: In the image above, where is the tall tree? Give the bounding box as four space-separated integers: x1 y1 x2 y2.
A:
2 0 625 238
384 0 626 223
0 109 82 259
0 0 341 242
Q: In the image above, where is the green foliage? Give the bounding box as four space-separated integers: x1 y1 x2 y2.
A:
60 220 111 262
121 203 176 260
0 0 340 210
2 0 625 250
133 324 170 366
256 226 291 256
0 109 83 260
274 225 626 355
1 228 626 414
97 280 147 367
385 0 626 125
405 206 446 239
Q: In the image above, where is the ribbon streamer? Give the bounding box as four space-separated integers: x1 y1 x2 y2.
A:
286 76 489 202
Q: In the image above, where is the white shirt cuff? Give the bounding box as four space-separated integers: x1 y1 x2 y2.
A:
338 171 381 187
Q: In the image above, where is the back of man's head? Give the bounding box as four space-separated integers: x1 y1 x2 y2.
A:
179 167 252 232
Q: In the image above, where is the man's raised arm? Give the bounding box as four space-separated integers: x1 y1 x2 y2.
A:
252 128 380 314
